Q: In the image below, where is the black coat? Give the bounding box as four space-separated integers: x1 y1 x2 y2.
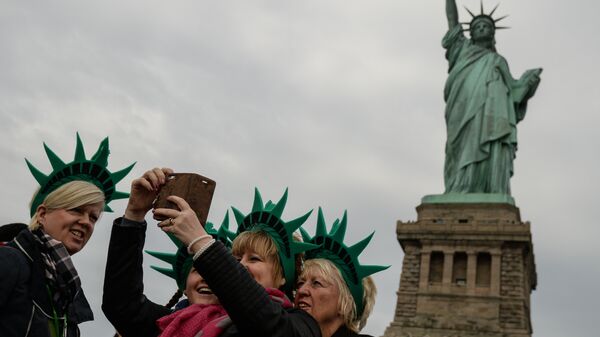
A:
102 218 171 337
102 217 321 337
194 241 321 337
332 326 373 337
0 229 93 337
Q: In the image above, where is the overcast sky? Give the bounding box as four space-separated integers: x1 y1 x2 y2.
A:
1 0 598 336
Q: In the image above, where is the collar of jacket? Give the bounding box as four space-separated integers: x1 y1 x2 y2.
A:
9 229 94 323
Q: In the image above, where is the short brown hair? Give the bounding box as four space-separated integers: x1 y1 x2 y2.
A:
232 231 284 287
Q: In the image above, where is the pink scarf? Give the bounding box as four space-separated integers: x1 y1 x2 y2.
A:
157 288 292 337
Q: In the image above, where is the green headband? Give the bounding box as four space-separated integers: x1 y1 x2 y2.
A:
26 133 135 216
146 212 232 290
300 208 389 317
231 188 318 293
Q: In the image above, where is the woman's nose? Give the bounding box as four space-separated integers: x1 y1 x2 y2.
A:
78 213 92 226
297 284 309 295
239 257 250 269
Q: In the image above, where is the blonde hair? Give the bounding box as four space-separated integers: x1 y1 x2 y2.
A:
29 181 105 229
231 231 284 287
301 258 377 332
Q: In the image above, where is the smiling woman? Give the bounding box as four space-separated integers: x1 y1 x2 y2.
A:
102 167 230 337
29 181 104 255
0 134 134 337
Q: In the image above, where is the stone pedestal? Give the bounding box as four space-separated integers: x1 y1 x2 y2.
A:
383 203 536 337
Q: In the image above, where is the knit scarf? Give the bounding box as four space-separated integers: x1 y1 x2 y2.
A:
32 229 81 312
157 288 293 337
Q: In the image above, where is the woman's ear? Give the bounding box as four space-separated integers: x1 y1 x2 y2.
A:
276 276 286 289
36 205 48 227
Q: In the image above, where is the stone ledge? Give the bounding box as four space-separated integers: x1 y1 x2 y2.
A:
421 193 515 205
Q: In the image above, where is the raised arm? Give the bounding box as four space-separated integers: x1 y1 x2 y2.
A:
446 0 460 29
102 168 174 337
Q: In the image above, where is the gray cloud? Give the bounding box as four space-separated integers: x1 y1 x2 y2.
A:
1 1 598 336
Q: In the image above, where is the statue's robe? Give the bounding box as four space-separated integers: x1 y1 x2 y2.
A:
442 25 530 194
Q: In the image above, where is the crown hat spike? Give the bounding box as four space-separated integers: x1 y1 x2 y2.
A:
206 211 235 246
286 210 313 233
300 227 312 243
90 137 110 167
348 232 375 258
315 208 328 237
303 208 390 317
43 143 66 170
330 210 348 242
150 266 177 280
111 163 137 183
231 207 246 227
215 211 238 244
26 159 48 186
358 265 390 279
73 133 86 161
146 250 177 265
251 188 264 212
26 133 136 216
166 233 184 248
270 188 288 218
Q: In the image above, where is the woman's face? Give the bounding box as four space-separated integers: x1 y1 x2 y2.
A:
185 268 219 305
235 250 284 289
295 270 343 328
38 202 103 255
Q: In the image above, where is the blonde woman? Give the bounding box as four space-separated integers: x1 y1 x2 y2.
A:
0 134 133 337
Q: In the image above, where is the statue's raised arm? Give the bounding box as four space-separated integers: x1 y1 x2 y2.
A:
446 0 460 29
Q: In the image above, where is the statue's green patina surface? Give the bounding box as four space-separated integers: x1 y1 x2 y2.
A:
439 0 541 200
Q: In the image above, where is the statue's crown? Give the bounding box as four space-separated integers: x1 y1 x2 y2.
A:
26 133 135 216
461 1 509 31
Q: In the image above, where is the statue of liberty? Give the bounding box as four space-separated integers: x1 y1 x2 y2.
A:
442 0 541 196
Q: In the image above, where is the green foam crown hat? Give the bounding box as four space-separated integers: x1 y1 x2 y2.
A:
231 188 319 292
300 207 390 317
26 133 136 216
146 212 233 290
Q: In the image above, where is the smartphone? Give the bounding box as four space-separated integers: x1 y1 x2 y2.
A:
152 173 216 225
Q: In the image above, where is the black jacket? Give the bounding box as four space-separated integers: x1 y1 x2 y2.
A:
102 218 321 337
332 326 373 337
102 218 171 337
0 229 93 337
194 241 320 337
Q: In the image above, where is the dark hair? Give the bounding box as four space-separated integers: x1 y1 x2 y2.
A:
165 289 183 308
